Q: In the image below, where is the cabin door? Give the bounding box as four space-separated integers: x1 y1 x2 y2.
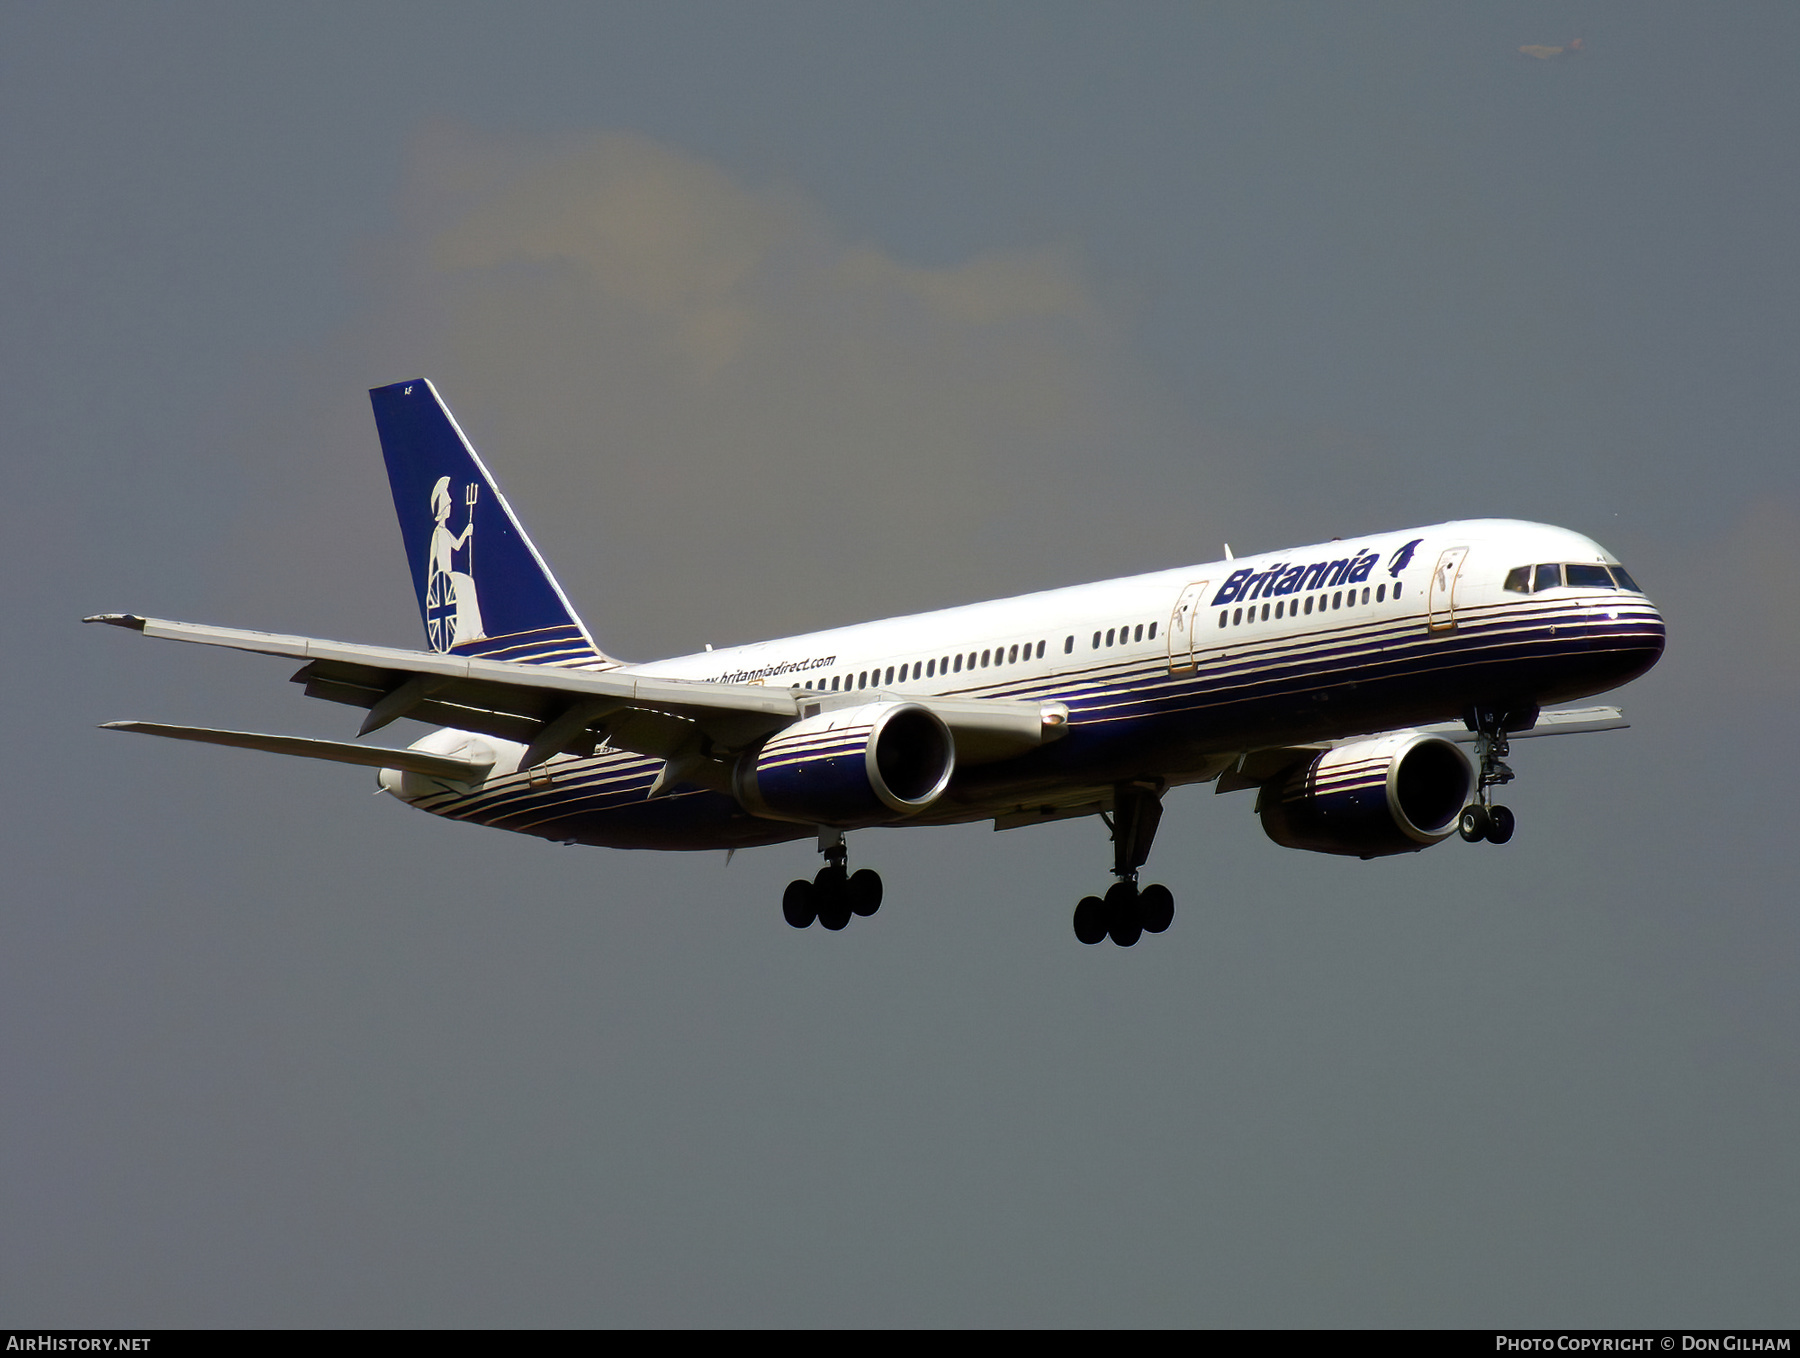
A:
1166 580 1211 673
1427 547 1468 631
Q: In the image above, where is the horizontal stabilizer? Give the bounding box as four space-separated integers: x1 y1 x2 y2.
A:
99 722 491 781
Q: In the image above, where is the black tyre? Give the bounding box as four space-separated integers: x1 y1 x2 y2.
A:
1486 804 1516 844
848 868 883 917
781 879 816 929
1073 895 1108 945
1139 883 1175 934
1104 881 1142 946
1458 805 1490 843
813 866 851 930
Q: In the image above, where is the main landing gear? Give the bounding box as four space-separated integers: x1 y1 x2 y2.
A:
1458 703 1535 846
1073 780 1177 947
782 829 883 931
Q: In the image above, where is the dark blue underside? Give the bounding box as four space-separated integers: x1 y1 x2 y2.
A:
414 603 1664 851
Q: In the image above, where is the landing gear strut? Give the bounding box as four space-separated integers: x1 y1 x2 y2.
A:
1073 780 1176 946
1458 703 1534 845
783 829 882 930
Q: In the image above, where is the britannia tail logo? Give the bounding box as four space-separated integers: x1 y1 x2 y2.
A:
425 476 485 651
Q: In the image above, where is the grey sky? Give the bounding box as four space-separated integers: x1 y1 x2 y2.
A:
3 2 1796 1326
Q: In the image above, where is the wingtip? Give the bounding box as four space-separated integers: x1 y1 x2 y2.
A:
84 613 146 630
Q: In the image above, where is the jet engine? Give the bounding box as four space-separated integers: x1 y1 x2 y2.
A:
733 701 956 827
1256 733 1472 858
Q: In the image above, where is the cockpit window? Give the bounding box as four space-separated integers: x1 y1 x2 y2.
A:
1532 563 1562 592
1609 566 1642 592
1566 564 1615 589
1504 567 1530 594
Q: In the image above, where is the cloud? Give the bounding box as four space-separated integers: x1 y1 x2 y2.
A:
217 126 1245 659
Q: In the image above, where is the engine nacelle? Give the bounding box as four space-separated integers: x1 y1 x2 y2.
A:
733 701 956 827
1256 733 1472 858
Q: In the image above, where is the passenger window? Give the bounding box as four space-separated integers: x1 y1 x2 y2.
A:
981 650 990 667
1064 636 1074 653
1332 592 1341 609
942 656 950 673
858 672 867 688
1105 629 1115 646
954 655 962 673
1133 624 1143 642
831 676 839 691
1006 644 1016 663
1304 596 1313 614
1503 567 1529 594
1362 588 1370 604
1534 563 1562 592
1261 603 1270 621
1566 564 1615 589
1036 640 1046 659
926 659 935 677
1610 566 1642 592
1377 584 1386 602
883 666 893 684
1233 607 1242 625
1147 622 1156 640
1218 611 1228 628
1092 632 1101 649
1394 583 1402 598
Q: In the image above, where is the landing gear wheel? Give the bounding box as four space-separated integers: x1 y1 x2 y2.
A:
1459 805 1491 843
1485 804 1515 844
848 868 883 917
1105 880 1142 947
1139 883 1175 934
814 866 852 931
1073 895 1107 945
782 879 816 929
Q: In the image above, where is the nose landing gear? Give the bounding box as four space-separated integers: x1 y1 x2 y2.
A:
782 829 883 930
1459 704 1534 845
1073 781 1177 946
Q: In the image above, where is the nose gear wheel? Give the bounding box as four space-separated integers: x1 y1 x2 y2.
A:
1459 703 1534 848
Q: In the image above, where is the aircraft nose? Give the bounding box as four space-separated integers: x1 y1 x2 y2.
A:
1616 593 1666 679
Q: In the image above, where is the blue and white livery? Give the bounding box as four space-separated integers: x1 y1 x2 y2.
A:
91 379 1666 945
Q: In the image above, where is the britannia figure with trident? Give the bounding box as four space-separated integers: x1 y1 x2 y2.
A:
424 476 484 651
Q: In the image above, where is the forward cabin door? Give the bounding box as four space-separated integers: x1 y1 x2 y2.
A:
1427 547 1468 631
1167 580 1211 673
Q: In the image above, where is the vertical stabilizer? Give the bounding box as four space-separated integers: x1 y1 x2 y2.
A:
369 380 615 667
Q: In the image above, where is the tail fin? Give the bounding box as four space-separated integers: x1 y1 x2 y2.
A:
369 379 615 668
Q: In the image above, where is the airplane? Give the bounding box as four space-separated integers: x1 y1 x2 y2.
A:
90 379 1667 946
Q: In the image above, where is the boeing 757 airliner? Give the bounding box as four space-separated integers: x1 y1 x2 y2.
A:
91 380 1666 945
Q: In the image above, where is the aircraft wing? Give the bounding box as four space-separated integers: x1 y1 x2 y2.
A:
85 614 1060 770
1212 706 1629 794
